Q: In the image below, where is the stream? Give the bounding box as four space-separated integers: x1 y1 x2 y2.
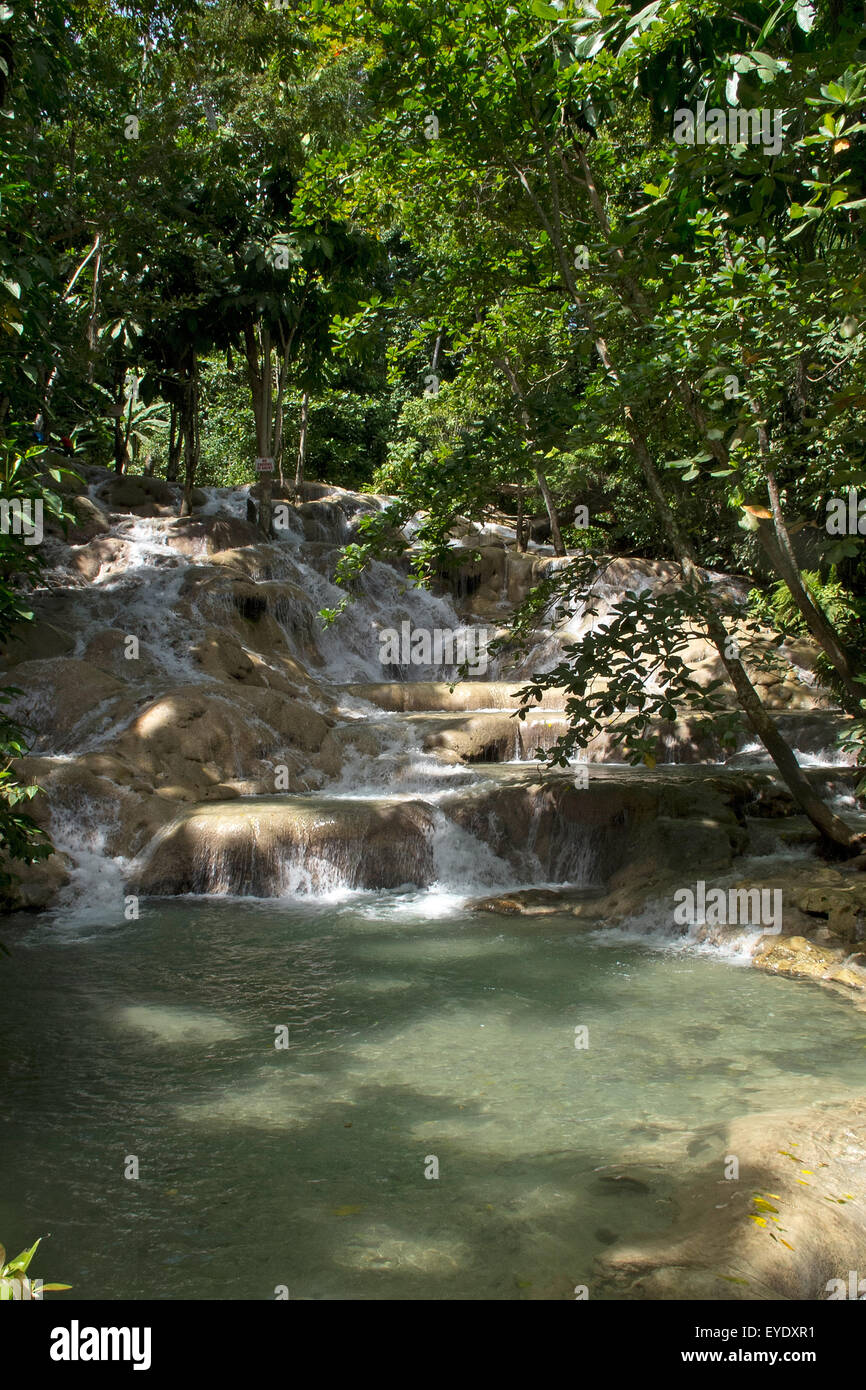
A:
2 895 866 1300
2 481 864 1301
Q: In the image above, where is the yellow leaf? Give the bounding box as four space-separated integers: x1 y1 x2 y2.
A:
332 1205 362 1216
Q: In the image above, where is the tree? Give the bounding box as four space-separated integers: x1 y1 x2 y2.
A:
319 0 864 850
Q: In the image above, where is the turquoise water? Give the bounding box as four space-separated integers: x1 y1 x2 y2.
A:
1 897 865 1300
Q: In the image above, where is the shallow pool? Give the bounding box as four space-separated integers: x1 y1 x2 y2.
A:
1 897 864 1300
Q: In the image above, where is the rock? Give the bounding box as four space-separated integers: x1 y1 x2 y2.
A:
97 475 174 512
753 934 844 983
296 498 349 543
795 882 866 944
166 515 260 556
0 851 70 911
189 631 264 686
0 621 76 666
68 535 136 582
422 712 523 763
596 1097 866 1300
341 681 568 712
315 723 385 779
111 686 330 793
134 797 436 896
57 494 111 544
3 657 131 750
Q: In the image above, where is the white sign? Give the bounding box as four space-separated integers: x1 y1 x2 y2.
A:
255 456 275 472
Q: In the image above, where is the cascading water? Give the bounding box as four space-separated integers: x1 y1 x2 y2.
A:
12 478 858 921
6 477 866 1306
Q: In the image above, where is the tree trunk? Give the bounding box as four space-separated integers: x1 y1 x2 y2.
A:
755 511 863 712
112 367 127 475
166 403 181 483
273 329 295 487
496 355 566 556
677 375 863 712
244 320 274 539
294 390 309 498
612 353 856 851
179 352 200 518
516 481 526 554
507 150 856 848
535 466 565 556
86 234 102 385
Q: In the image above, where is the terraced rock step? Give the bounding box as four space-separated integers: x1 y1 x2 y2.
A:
338 680 568 711
132 766 840 901
134 796 436 896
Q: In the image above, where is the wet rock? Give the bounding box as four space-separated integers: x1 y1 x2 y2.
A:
60 494 111 544
0 621 75 666
596 1097 866 1300
753 934 845 983
96 474 174 512
342 681 568 712
166 514 259 556
68 535 136 582
4 657 131 750
0 851 70 911
134 797 436 896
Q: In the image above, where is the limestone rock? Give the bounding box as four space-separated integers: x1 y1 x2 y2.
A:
134 797 435 896
596 1097 866 1300
753 934 845 983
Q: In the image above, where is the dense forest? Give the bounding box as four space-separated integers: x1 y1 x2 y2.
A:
3 0 866 873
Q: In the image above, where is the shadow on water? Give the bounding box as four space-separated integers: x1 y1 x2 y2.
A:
0 898 864 1299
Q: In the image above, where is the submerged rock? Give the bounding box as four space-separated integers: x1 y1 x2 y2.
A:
596 1096 866 1300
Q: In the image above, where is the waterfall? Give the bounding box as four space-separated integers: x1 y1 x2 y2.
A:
6 476 850 921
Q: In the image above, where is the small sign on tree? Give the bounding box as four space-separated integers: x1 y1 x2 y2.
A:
256 456 275 472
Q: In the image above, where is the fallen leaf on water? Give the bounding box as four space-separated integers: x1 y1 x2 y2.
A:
332 1205 362 1216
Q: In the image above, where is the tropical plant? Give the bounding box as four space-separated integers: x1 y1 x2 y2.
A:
0 1237 71 1300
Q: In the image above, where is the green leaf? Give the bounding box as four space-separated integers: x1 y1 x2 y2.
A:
4 1239 40 1275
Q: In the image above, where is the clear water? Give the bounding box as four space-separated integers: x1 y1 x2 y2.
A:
2 898 866 1301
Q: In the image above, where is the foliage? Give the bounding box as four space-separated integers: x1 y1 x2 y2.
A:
0 434 79 891
0 1237 71 1300
507 569 753 766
